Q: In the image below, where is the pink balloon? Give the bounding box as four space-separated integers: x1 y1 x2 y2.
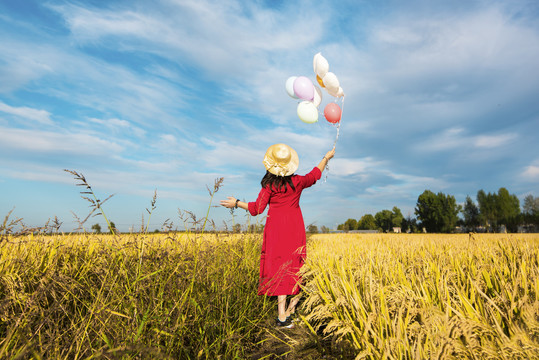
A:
293 76 314 101
324 103 341 124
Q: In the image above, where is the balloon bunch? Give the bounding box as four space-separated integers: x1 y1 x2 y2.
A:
285 52 345 126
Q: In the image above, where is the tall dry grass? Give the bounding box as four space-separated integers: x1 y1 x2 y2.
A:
2 230 539 359
0 232 273 359
302 233 539 359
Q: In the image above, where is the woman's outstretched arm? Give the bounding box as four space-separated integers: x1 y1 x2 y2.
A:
220 197 248 210
317 146 336 173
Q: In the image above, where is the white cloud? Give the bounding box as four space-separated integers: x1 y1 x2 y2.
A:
44 0 331 130
89 117 129 128
373 26 425 47
160 134 176 143
0 127 123 155
0 37 190 129
88 117 147 138
474 133 517 148
150 133 199 158
415 127 466 152
113 157 182 173
330 157 380 177
0 101 53 125
370 7 539 73
355 5 539 139
200 138 263 170
417 127 518 152
522 164 539 181
0 153 225 201
49 0 324 77
0 42 55 93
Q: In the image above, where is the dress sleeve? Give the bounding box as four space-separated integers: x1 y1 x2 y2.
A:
297 167 322 189
247 187 271 216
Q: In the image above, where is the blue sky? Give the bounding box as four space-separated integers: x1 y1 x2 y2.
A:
1 0 538 232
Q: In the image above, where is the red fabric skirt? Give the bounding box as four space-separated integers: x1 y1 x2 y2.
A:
258 207 306 296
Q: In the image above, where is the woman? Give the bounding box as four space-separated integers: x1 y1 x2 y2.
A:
220 143 335 328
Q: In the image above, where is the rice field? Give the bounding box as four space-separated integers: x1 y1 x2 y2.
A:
1 232 539 359
304 233 539 359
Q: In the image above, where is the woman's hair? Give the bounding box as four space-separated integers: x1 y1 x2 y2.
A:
261 171 296 192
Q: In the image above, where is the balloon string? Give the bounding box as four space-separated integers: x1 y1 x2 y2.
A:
333 95 344 148
324 95 345 182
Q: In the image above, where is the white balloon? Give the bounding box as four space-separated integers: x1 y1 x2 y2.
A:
313 85 323 107
313 53 321 73
313 53 329 78
285 76 298 99
328 86 344 98
323 72 340 94
297 101 319 124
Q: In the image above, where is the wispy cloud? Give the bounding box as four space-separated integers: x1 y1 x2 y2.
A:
87 117 147 138
0 40 55 93
330 157 381 177
355 5 539 137
416 127 518 152
0 127 123 154
0 101 53 125
0 38 191 129
48 1 324 75
474 133 518 148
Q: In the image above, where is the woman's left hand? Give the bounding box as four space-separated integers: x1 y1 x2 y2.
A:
220 196 237 208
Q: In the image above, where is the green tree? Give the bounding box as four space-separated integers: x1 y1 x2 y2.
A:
415 190 460 233
477 189 497 231
91 223 102 234
391 206 404 229
477 188 520 232
462 195 480 231
342 218 358 231
440 194 461 232
307 224 319 233
496 188 520 232
415 190 438 232
358 214 377 230
109 221 117 234
320 225 330 233
523 194 539 215
522 194 539 231
401 214 418 233
375 210 393 232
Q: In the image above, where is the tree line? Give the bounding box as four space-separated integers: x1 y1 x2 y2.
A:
336 188 539 233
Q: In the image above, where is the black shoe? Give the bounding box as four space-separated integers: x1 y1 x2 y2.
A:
275 317 294 329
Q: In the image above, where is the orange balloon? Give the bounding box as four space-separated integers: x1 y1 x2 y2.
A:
316 75 325 88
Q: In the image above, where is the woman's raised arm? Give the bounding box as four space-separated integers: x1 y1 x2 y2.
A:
317 147 336 173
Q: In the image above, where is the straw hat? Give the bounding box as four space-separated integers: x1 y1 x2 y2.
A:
263 143 299 177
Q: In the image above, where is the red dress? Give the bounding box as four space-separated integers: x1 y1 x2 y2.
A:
248 167 322 296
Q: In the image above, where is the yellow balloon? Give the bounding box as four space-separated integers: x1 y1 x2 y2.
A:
316 75 325 88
